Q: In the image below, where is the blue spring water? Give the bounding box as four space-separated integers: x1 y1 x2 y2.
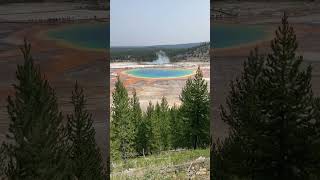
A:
46 23 109 50
211 24 268 48
125 68 194 78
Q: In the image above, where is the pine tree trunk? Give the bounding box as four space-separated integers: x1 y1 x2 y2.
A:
143 148 145 158
279 112 288 179
193 135 198 150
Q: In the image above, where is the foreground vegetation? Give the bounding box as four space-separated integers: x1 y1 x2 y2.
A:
212 13 320 179
0 40 106 179
111 53 210 178
111 148 209 179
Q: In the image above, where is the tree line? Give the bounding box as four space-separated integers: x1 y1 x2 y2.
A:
110 43 209 63
211 13 320 179
0 40 106 179
111 66 210 162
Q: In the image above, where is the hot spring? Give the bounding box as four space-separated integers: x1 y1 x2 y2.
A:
46 23 109 50
211 24 268 48
125 68 194 79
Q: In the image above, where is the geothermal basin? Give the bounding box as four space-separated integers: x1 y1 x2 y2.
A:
46 23 109 50
124 68 194 79
211 24 269 48
111 62 210 110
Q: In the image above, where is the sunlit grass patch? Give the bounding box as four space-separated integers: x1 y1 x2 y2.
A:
111 148 209 179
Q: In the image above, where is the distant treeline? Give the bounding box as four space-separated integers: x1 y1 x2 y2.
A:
111 48 186 62
111 67 210 161
111 42 210 62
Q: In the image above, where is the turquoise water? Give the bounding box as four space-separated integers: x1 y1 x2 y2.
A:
47 23 109 50
125 68 194 78
211 24 267 48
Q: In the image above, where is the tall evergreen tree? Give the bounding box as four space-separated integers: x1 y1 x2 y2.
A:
159 97 170 150
130 89 144 156
169 104 183 149
151 102 162 152
180 66 210 149
111 76 135 162
217 13 320 179
261 13 319 179
3 40 69 179
66 82 105 179
144 101 155 154
215 48 267 179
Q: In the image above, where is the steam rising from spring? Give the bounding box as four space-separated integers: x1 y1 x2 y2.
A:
152 50 170 64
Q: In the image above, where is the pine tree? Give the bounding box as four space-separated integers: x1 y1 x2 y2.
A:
66 82 105 179
134 116 149 156
169 104 183 149
217 48 267 179
211 135 250 180
0 145 7 178
3 39 69 179
151 102 162 152
312 97 320 178
262 13 319 179
111 76 135 162
144 101 154 154
159 97 170 150
218 13 320 179
130 89 144 156
180 66 210 149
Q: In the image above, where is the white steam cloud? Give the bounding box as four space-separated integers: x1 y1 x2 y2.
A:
151 50 170 65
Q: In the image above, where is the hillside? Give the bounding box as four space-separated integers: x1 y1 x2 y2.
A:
172 42 210 62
